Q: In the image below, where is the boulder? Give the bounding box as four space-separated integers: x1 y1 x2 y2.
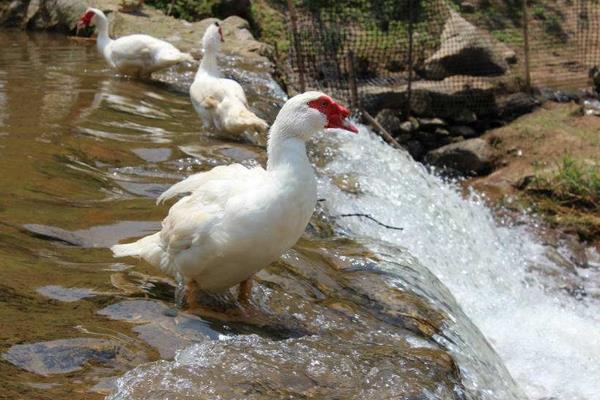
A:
425 138 494 176
422 11 514 80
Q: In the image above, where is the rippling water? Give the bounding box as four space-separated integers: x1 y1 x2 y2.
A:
0 30 598 400
318 128 600 400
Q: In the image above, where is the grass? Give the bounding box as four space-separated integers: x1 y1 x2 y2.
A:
528 156 600 210
524 156 600 239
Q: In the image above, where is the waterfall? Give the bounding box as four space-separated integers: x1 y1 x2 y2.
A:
317 125 600 400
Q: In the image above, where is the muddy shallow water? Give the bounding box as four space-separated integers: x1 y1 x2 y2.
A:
1 30 599 400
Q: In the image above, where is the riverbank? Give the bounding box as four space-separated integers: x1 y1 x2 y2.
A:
469 101 600 245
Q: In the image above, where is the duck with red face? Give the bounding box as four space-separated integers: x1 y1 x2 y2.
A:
112 91 357 308
76 8 194 78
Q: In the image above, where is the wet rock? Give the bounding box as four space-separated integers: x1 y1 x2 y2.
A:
2 338 143 376
425 138 494 176
374 109 402 135
422 11 510 80
99 299 219 359
449 125 477 138
22 224 84 246
22 221 161 248
109 334 462 400
107 238 523 399
37 285 96 302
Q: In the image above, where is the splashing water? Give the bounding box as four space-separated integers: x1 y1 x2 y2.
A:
318 125 600 400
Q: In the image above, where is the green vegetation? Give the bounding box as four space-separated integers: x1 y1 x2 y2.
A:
529 156 600 211
146 0 217 21
523 156 600 240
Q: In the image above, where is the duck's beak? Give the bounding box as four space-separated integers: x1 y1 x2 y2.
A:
326 103 358 133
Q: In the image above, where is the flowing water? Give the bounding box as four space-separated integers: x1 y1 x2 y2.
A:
0 30 598 400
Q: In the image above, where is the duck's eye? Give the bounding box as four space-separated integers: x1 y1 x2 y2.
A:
321 101 328 108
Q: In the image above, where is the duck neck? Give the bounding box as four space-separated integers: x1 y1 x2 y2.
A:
267 133 312 180
94 14 112 56
198 46 220 78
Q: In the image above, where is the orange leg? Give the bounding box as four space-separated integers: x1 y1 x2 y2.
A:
238 277 254 305
185 280 199 310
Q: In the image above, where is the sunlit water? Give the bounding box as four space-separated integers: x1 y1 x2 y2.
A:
318 127 600 400
0 30 598 400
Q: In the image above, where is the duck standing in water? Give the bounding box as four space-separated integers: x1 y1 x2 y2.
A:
189 22 269 140
111 91 357 308
76 8 194 78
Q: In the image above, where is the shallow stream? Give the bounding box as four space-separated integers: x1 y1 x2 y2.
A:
0 30 599 400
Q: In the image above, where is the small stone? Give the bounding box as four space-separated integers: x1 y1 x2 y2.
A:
453 109 477 124
399 121 414 133
434 128 450 137
418 118 446 131
408 116 420 131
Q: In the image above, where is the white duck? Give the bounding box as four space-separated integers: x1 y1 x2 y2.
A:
111 91 357 306
77 8 193 78
189 22 268 140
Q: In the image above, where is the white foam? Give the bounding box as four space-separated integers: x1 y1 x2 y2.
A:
318 125 600 400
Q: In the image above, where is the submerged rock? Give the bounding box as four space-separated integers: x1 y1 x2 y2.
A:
2 338 144 376
107 238 525 400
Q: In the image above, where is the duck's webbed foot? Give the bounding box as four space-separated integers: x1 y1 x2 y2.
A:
238 277 254 305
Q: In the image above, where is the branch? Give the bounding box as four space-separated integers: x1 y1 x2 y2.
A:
333 213 404 231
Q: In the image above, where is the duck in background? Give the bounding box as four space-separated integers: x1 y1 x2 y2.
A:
76 8 194 78
190 22 269 141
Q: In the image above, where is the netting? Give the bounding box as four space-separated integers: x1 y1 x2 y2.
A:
283 0 600 117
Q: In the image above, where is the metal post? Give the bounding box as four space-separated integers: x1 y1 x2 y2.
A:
406 0 415 119
287 0 306 92
347 50 359 110
522 0 532 92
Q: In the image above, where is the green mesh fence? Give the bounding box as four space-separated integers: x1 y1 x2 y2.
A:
284 0 600 116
